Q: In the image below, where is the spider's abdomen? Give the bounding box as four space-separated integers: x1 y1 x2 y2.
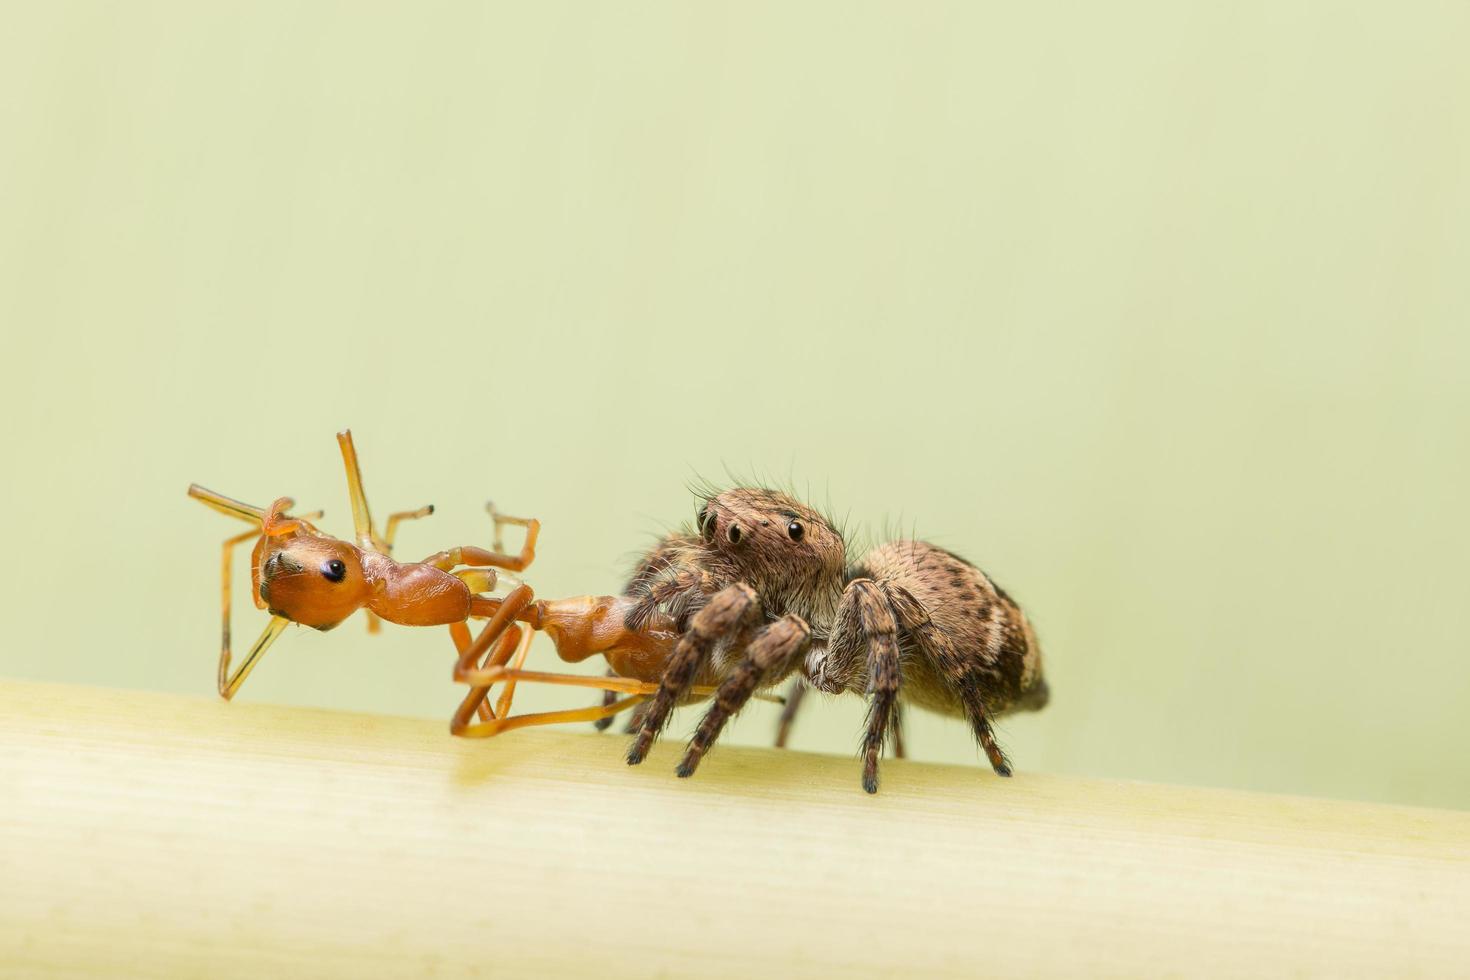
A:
855 541 1046 717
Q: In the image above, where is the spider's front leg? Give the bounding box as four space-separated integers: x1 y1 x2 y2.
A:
626 582 760 766
676 614 810 778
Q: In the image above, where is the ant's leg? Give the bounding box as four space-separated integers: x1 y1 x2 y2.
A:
336 430 386 552
491 621 536 719
189 484 269 524
448 621 496 723
454 695 648 738
627 583 760 766
774 677 807 748
214 524 294 700
676 616 810 778
220 617 289 700
450 665 680 738
485 503 539 572
419 511 541 576
449 624 525 731
383 505 434 554
593 681 651 734
470 666 766 702
454 586 536 682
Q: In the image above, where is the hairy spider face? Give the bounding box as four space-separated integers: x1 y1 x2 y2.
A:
255 533 371 630
697 488 845 598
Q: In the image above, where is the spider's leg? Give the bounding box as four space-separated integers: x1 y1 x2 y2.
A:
591 668 656 733
838 579 904 794
677 615 810 778
593 669 622 731
620 700 651 735
886 583 1011 777
627 582 759 766
773 676 807 748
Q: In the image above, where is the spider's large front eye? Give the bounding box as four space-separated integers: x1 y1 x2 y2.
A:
787 520 804 542
322 558 347 583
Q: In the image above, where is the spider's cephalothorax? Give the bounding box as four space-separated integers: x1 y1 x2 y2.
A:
615 486 1048 793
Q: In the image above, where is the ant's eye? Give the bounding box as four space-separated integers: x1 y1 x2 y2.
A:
787 520 804 542
322 558 347 583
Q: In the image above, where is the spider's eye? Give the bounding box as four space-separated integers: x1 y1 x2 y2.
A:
787 520 804 542
727 524 742 545
322 558 347 583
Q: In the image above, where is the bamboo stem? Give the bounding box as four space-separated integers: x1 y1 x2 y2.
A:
1 679 1466 978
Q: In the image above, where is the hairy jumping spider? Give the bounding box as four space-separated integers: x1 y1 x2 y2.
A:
612 487 1048 792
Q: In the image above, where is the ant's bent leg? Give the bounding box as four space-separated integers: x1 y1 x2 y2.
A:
449 625 524 733
214 523 292 700
486 503 539 572
886 584 1011 778
456 695 648 738
453 586 536 684
422 510 541 574
677 615 810 778
220 616 289 700
627 583 760 767
383 505 434 554
774 677 808 748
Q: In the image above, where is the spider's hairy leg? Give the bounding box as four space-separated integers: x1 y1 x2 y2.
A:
627 582 759 766
833 579 903 794
590 670 652 734
677 614 810 778
593 669 621 731
625 566 717 633
774 677 807 748
886 583 1012 777
890 703 907 759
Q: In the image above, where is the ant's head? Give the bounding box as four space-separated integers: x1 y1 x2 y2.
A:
696 487 845 591
253 498 371 630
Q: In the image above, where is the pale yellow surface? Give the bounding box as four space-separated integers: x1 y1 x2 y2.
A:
2 3 1469 810
2 679 1467 978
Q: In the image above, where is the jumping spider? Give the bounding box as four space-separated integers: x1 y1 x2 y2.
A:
602 487 1049 793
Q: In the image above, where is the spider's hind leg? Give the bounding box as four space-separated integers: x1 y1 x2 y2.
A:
885 584 1012 778
842 580 903 794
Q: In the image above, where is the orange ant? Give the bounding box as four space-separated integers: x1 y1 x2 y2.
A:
189 430 751 732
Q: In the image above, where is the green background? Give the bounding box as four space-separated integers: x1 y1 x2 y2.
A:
3 3 1466 809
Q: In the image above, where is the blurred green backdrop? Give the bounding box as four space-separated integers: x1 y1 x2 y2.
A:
2 2 1466 809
